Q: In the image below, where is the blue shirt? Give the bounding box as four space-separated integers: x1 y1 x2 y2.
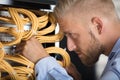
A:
35 38 120 80
100 38 120 80
35 57 73 80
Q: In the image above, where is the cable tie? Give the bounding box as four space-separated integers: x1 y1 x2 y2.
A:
27 64 30 68
0 48 4 51
17 30 24 32
12 71 16 75
27 73 31 78
32 30 37 35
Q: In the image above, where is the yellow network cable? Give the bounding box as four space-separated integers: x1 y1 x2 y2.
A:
45 47 70 67
0 7 70 80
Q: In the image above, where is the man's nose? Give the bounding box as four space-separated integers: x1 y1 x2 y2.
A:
67 38 76 51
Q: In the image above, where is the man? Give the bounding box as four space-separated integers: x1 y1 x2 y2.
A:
16 0 120 80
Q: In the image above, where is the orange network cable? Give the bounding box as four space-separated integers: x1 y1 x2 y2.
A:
0 7 70 80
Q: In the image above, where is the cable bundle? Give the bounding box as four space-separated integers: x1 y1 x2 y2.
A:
0 7 70 80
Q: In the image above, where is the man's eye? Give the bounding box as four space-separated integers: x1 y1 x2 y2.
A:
65 33 77 39
67 33 74 38
70 33 78 39
66 33 72 37
64 32 70 37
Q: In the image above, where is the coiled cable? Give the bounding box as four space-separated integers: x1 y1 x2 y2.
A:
0 7 70 80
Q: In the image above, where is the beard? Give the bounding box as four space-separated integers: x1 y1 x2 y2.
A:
79 31 105 66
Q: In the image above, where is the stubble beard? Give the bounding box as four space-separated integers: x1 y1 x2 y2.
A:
80 32 105 66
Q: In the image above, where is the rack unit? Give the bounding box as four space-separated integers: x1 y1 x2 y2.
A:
0 0 57 9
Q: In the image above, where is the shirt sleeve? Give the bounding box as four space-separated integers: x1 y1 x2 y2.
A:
35 56 73 80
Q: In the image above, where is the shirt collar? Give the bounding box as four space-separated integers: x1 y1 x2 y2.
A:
108 38 120 60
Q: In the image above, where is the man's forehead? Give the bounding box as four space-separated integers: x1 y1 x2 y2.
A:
57 13 74 24
58 22 70 33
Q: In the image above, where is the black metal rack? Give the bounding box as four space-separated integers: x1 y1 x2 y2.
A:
0 0 57 9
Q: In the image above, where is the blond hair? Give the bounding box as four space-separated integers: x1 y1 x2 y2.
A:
54 0 77 19
54 0 118 21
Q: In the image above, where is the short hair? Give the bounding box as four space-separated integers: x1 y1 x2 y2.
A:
54 0 77 19
54 0 118 21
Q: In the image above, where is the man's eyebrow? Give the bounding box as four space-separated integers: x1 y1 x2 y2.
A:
64 32 67 35
63 31 69 34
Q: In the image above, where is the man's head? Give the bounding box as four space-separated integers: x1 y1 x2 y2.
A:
54 0 120 66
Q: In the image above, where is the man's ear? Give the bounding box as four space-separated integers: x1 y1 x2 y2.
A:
91 17 103 34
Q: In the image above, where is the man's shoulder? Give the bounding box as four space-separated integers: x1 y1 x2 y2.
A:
110 55 120 74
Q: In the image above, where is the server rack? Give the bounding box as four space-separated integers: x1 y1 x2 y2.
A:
0 1 96 80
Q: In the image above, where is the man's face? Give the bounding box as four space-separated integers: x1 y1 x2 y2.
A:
58 13 105 66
